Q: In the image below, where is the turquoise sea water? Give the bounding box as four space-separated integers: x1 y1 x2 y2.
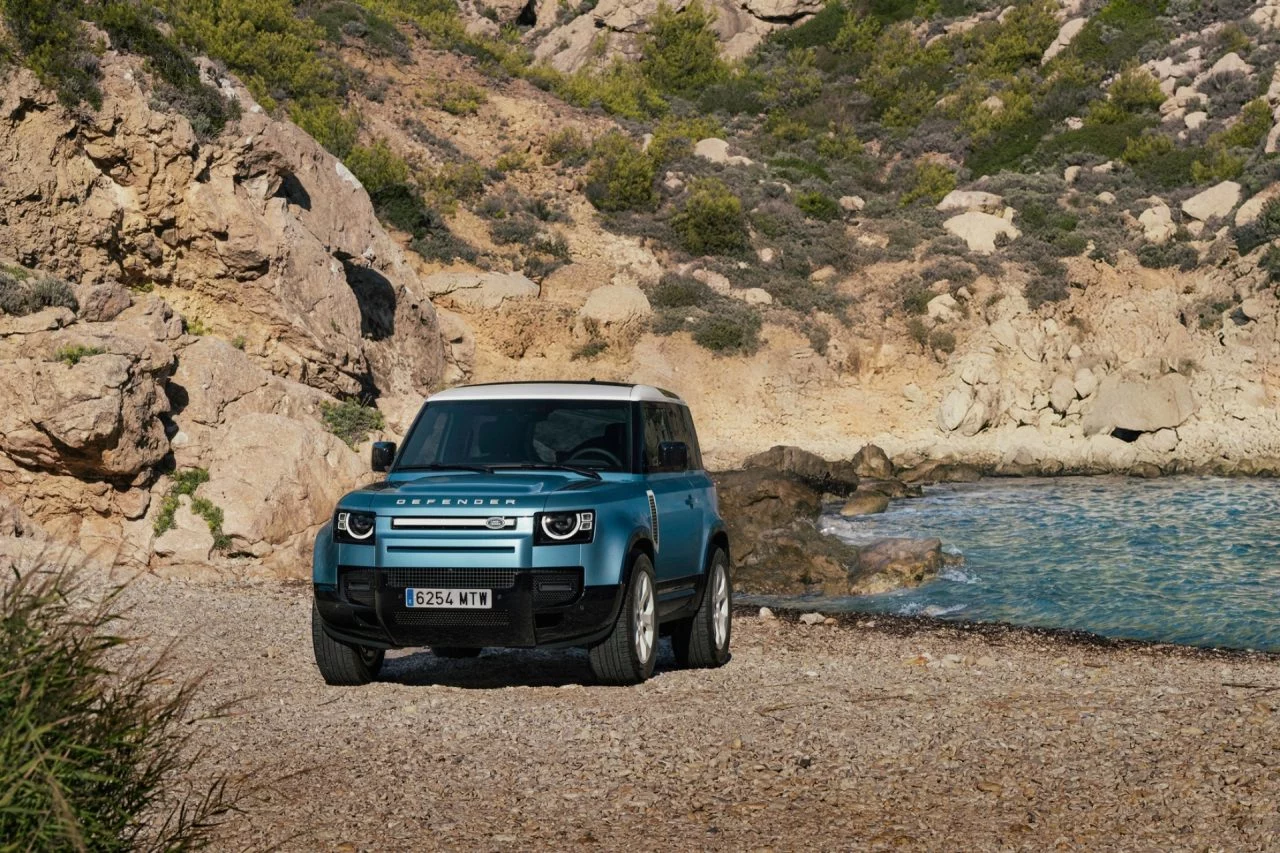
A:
757 476 1280 652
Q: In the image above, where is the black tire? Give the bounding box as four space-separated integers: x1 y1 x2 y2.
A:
671 548 732 669
588 553 658 685
432 647 483 659
311 601 385 686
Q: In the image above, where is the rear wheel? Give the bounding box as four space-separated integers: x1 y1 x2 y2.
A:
672 548 732 668
588 554 657 685
311 601 385 686
433 647 483 659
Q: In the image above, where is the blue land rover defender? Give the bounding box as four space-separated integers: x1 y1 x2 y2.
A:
311 382 732 685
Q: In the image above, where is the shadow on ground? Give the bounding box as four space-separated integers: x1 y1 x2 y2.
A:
377 642 685 688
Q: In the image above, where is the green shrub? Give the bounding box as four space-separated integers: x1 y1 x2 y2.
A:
171 0 340 113
424 161 489 210
585 131 656 212
289 98 360 158
1234 197 1280 253
1 0 102 108
189 496 231 551
554 56 667 120
1121 131 1173 165
1191 146 1245 183
0 270 78 316
425 80 487 115
571 340 608 360
690 305 762 354
1038 116 1154 160
183 316 210 336
345 139 411 195
321 399 385 447
1213 98 1271 150
648 115 720 166
698 76 764 115
671 178 748 255
54 344 104 366
1137 241 1199 270
1065 0 1167 72
1262 244 1280 282
900 161 957 206
1106 66 1165 113
928 328 957 353
648 274 714 308
906 317 929 348
761 47 823 110
973 0 1059 74
640 0 727 96
795 191 841 221
308 0 407 56
490 216 539 245
0 562 236 849
544 127 591 166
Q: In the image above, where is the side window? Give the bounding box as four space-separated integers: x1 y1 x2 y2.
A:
643 403 697 472
677 406 703 471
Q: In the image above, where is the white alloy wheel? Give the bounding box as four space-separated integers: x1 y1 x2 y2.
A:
633 569 656 664
712 561 729 650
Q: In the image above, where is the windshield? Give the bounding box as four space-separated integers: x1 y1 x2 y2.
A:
396 399 634 473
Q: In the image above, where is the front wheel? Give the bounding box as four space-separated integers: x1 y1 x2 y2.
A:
672 548 732 668
588 554 657 685
311 602 385 686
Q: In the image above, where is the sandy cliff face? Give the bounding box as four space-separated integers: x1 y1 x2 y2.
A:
0 53 449 575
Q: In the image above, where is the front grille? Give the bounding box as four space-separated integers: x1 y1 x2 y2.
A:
385 568 517 590
394 611 511 627
531 569 582 608
342 569 376 607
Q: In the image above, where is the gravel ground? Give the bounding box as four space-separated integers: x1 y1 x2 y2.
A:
115 576 1278 851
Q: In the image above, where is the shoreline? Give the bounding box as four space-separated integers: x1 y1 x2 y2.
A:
734 603 1280 662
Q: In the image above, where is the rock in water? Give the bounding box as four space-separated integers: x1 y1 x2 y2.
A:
839 493 890 517
851 538 947 594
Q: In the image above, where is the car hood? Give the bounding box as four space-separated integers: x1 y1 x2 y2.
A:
338 471 621 513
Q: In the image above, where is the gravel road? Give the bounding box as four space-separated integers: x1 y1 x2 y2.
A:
117 576 1278 851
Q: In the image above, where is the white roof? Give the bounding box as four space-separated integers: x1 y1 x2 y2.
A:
429 382 684 404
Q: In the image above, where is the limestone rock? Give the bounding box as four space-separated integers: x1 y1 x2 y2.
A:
153 500 214 563
942 211 1020 253
1041 17 1086 65
732 287 773 305
423 271 540 311
850 538 945 594
742 445 859 495
938 386 975 432
1138 203 1176 244
1082 373 1197 436
579 284 651 326
839 493 890 517
1184 110 1208 130
1181 181 1242 222
693 138 754 167
936 190 1003 214
927 293 960 323
1074 366 1099 398
851 444 894 479
1234 183 1280 226
839 195 865 213
200 413 366 573
1049 374 1076 414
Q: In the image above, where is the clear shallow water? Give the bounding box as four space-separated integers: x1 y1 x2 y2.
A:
751 476 1280 652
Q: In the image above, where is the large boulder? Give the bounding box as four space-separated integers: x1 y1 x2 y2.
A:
850 444 894 479
0 329 171 480
578 283 652 327
935 190 1003 214
712 468 859 596
850 538 947 594
742 445 859 495
422 271 540 311
942 210 1020 253
198 413 368 572
1082 373 1197 436
1181 181 1242 222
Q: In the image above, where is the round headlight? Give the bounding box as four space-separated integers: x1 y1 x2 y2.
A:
540 512 581 541
343 512 375 540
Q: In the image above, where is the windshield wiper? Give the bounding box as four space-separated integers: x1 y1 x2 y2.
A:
396 463 494 474
492 463 602 480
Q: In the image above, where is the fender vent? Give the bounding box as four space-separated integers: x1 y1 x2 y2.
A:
646 490 659 552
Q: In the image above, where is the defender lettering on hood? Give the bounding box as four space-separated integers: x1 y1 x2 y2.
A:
311 381 731 686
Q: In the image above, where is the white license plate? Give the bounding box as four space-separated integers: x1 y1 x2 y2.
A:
404 588 492 609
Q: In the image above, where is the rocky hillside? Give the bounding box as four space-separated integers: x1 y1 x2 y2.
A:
3 0 1280 578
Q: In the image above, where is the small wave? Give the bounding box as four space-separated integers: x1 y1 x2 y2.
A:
940 568 980 585
896 602 967 617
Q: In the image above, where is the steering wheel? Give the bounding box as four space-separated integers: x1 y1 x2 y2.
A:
565 447 622 468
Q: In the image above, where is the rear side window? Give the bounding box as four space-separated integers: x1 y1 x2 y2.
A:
641 403 700 472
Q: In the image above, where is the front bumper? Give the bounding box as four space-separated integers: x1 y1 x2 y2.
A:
314 566 621 649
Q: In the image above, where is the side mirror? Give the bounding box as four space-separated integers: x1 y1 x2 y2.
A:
657 441 689 472
371 441 397 473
